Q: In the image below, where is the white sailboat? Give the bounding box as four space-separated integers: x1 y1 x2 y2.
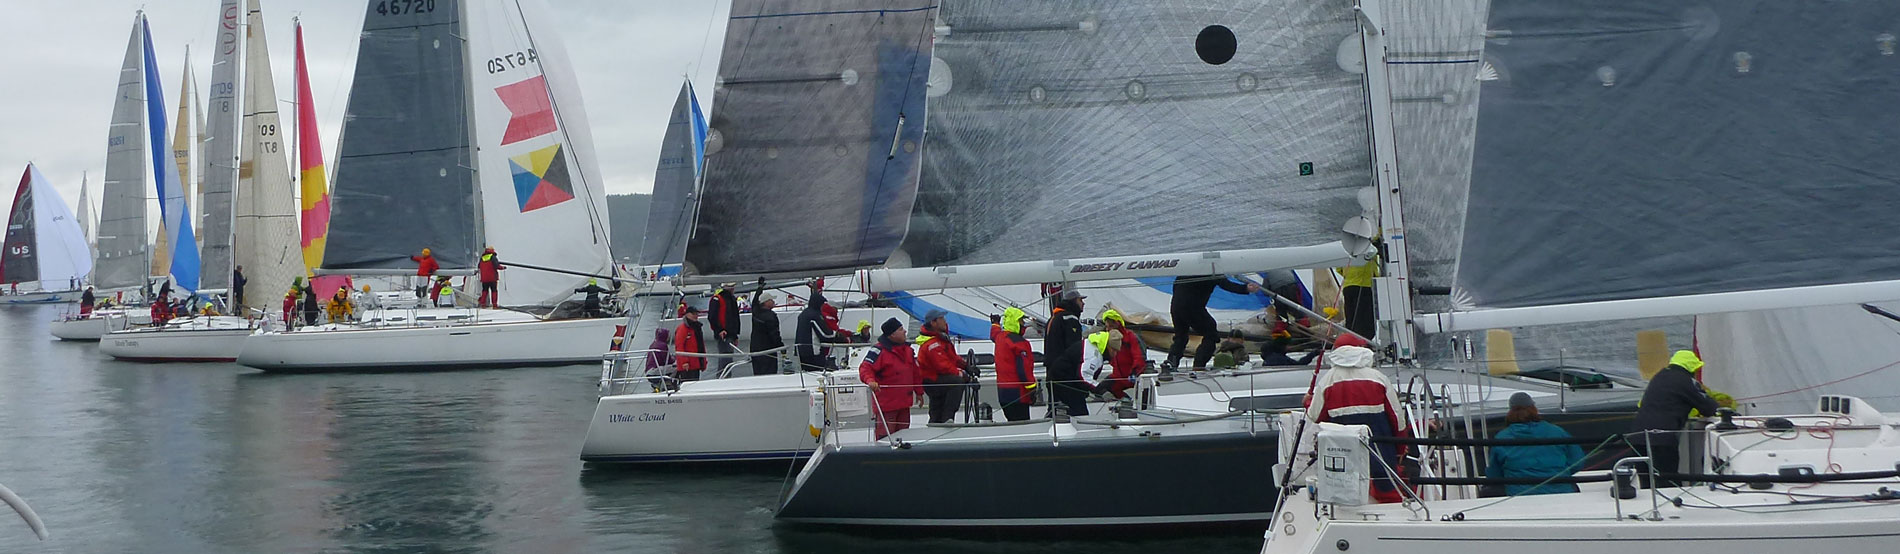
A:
101 4 255 362
2 164 91 304
1260 0 1900 551
48 12 162 338
236 0 620 372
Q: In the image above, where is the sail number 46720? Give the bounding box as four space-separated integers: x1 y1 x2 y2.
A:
376 0 436 16
487 49 539 75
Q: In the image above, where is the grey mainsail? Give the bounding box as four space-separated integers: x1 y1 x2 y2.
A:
95 19 152 291
638 81 702 268
1452 0 1900 310
322 0 481 272
898 0 1367 268
199 0 242 291
683 1 938 279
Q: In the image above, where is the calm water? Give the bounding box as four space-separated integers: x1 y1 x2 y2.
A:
0 304 1258 553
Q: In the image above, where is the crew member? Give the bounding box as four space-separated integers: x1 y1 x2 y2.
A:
575 278 612 317
477 247 503 308
673 306 707 382
1340 251 1379 340
1078 331 1111 399
749 281 784 375
80 287 96 316
303 284 321 325
326 287 354 323
354 285 380 316
1488 392 1585 496
429 275 451 306
916 309 973 424
1164 275 1260 374
410 247 439 298
1214 329 1250 368
859 318 922 440
1258 337 1321 367
1094 309 1144 400
991 307 1037 421
1308 344 1410 503
1045 289 1090 417
282 288 297 329
1630 350 1723 487
707 284 741 373
795 284 844 371
648 328 676 391
232 265 248 310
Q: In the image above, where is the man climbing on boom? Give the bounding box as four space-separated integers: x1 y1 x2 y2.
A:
411 247 439 299
1163 274 1259 376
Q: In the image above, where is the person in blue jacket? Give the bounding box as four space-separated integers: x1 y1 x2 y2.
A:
1486 392 1585 496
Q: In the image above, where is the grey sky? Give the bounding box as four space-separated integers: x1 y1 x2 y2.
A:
1 0 730 218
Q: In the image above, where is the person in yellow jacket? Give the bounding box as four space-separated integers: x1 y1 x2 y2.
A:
1340 252 1379 340
326 287 355 323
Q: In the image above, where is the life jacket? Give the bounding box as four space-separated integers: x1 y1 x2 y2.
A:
914 328 963 381
674 321 706 371
991 324 1035 391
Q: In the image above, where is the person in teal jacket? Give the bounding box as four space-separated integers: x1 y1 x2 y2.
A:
1487 392 1585 496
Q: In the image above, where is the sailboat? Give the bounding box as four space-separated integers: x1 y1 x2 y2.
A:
1260 0 1900 551
235 0 621 373
47 15 164 339
101 3 263 363
1 164 91 305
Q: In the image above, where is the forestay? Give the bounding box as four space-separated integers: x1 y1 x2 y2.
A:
684 1 938 280
1445 0 1900 320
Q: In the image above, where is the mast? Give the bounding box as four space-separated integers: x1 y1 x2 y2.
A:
1355 0 1418 362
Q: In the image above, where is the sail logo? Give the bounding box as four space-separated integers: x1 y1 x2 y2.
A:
495 76 557 146
508 143 574 212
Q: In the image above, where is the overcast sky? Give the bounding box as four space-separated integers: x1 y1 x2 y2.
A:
1 0 731 220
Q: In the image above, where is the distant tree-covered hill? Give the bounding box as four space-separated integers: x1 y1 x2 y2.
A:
607 193 650 262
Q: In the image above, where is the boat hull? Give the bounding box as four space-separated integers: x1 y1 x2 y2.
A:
581 376 828 463
1 290 81 305
100 320 254 362
236 317 621 372
49 310 151 341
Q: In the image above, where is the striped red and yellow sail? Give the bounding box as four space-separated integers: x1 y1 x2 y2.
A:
294 23 342 296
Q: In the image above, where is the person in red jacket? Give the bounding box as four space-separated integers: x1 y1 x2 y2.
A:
916 309 973 424
476 246 503 308
860 318 922 439
1094 309 1145 400
282 288 297 329
410 247 439 299
991 307 1037 421
673 306 707 383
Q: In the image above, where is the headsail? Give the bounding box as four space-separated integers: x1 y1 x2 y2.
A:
324 0 481 273
683 1 938 280
1424 0 1900 332
200 0 243 291
295 20 345 300
3 165 92 289
638 81 707 269
95 17 152 291
142 15 201 293
234 0 305 306
155 51 198 278
466 0 615 307
77 172 93 251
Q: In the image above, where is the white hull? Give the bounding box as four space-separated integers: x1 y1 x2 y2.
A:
237 317 621 372
49 310 152 341
0 290 81 305
99 317 255 362
581 372 840 462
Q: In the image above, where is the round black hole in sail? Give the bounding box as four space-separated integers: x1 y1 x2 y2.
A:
1196 25 1237 65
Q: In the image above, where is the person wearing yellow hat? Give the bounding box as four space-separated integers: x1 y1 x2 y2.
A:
1630 350 1722 487
990 307 1037 421
410 247 439 299
1095 309 1144 399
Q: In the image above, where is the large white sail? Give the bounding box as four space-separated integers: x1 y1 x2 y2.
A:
2 165 92 290
199 0 243 292
234 0 304 305
466 0 612 307
95 18 152 292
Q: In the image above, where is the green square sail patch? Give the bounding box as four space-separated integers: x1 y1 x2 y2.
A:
1299 162 1314 176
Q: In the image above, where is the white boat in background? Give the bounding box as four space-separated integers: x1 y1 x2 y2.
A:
50 309 153 341
3 164 92 305
100 316 253 362
238 0 619 372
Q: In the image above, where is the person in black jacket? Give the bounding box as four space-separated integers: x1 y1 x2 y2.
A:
749 282 785 375
574 279 612 317
232 265 247 309
301 286 320 326
1630 350 1722 487
1164 275 1260 373
795 284 842 371
1044 289 1090 417
707 284 742 373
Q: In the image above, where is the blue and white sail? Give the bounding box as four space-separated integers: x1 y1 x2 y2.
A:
638 80 709 271
140 15 201 293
